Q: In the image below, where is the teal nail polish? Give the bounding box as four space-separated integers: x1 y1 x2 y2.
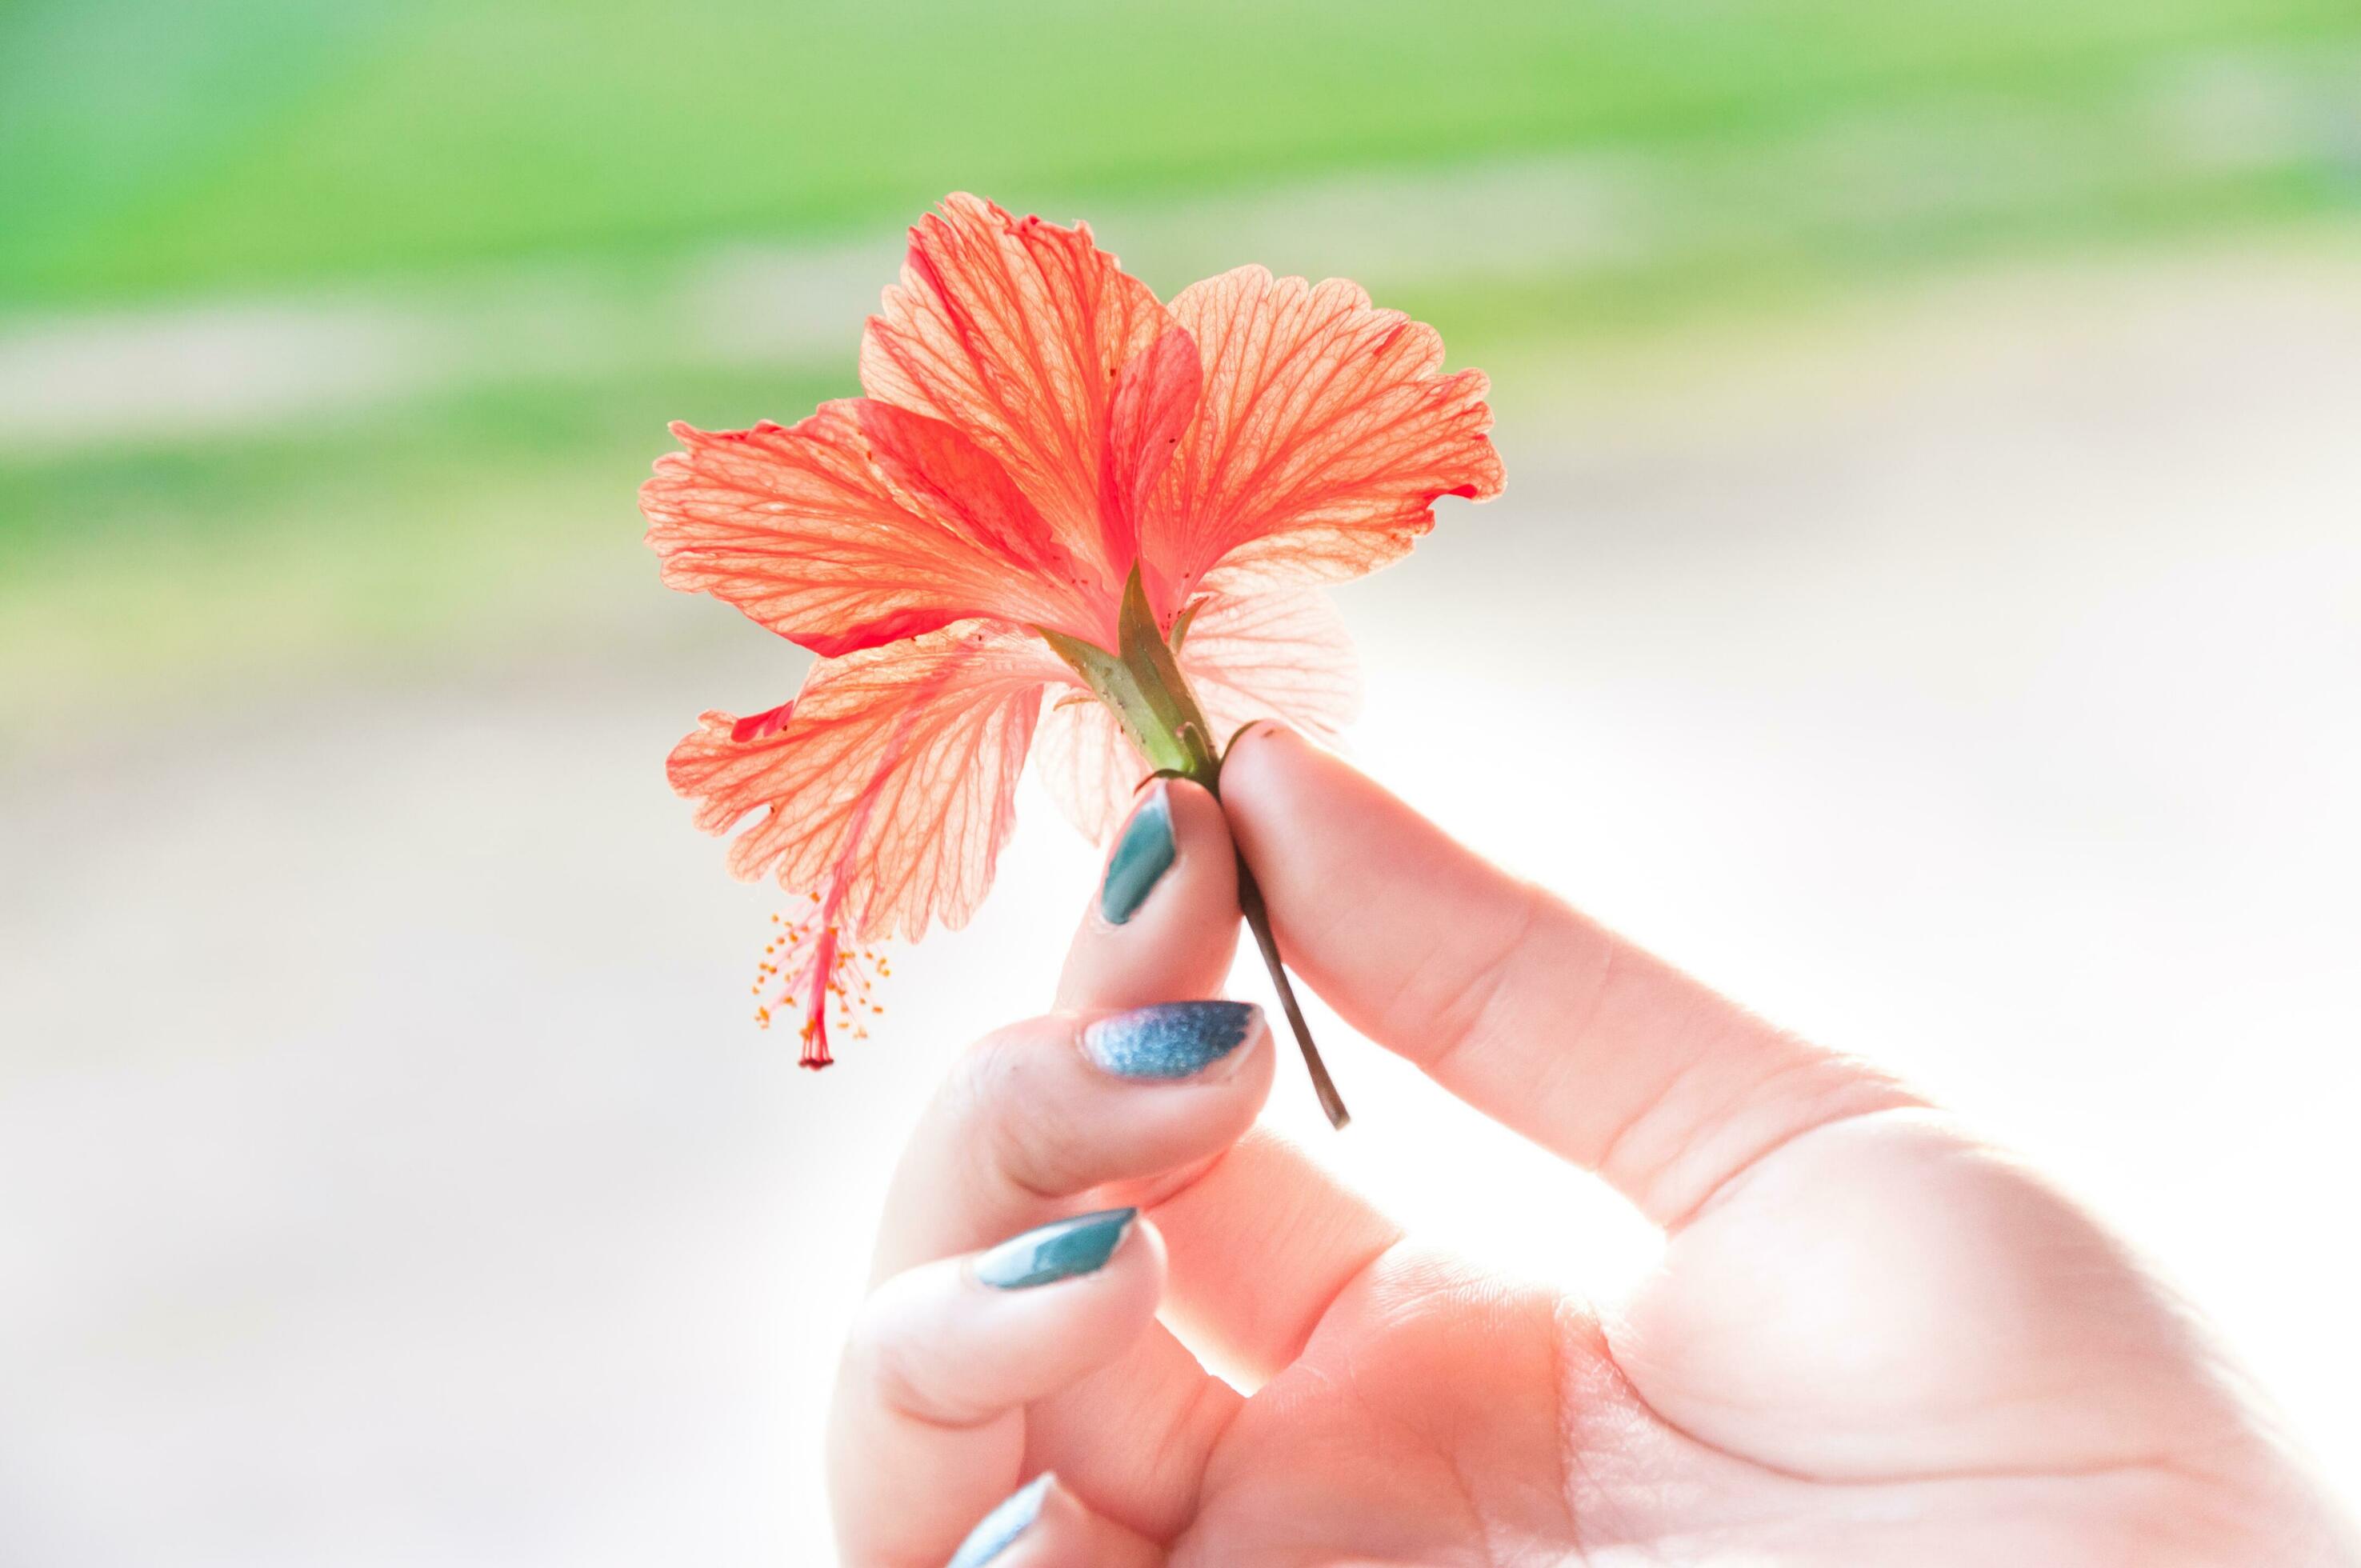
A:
947 1472 1053 1568
974 1209 1137 1290
1083 1000 1259 1080
1098 786 1174 925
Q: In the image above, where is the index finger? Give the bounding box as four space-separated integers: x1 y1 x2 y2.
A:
1218 726 1920 1226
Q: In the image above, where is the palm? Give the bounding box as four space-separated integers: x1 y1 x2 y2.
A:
1180 1114 2301 1565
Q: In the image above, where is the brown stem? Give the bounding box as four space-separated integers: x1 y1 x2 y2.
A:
1233 852 1351 1129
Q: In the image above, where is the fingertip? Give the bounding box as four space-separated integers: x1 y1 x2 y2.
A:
1209 721 1323 845
852 1210 1170 1433
887 1008 1271 1266
950 1471 1170 1568
832 1215 1174 1566
1143 774 1234 918
1215 722 1409 924
1078 998 1270 1086
971 1206 1166 1301
948 1473 1057 1568
1218 716 1295 766
1058 777 1240 1010
1162 772 1227 834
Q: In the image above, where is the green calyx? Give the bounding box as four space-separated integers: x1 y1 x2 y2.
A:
1035 567 1220 784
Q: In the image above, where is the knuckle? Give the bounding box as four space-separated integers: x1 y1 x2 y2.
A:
848 1299 983 1430
1415 878 1555 1075
982 1077 1094 1201
954 1022 1095 1203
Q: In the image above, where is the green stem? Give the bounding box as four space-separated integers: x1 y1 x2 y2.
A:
1038 571 1351 1129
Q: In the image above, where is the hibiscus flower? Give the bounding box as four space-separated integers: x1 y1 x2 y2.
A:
645 194 1503 1120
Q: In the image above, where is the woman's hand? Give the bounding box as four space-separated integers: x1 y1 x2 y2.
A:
826 726 2357 1566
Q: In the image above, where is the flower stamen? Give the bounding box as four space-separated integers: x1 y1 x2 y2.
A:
752 899 886 1068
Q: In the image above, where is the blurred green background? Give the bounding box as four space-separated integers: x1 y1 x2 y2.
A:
3 0 2356 739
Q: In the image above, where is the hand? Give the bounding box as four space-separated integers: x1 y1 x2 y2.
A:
826 726 2357 1566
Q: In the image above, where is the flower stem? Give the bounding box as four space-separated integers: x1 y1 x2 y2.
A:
1166 728 1350 1129
1036 570 1351 1128
1231 847 1351 1128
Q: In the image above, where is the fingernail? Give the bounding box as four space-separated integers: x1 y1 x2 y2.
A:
1083 999 1260 1081
1098 784 1175 925
946 1472 1054 1568
974 1208 1138 1290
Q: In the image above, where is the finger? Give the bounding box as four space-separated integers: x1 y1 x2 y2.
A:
873 780 1260 1282
1054 786 1403 1379
861 995 1266 1540
861 782 1388 1536
945 1474 1166 1568
1219 725 1923 1226
830 1210 1166 1567
1147 1126 1399 1382
869 1000 1275 1281
1054 777 1241 1011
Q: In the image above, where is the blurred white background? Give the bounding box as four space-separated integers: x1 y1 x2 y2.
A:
4 238 2357 1562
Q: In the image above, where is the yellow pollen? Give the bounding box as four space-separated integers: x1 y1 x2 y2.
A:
747 899 894 1055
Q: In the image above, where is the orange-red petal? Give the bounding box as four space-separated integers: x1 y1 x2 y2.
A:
1143 267 1503 600
643 402 1099 658
1034 586 1361 844
860 194 1177 617
1030 698 1139 847
1099 325 1202 609
1178 582 1363 749
667 622 1066 942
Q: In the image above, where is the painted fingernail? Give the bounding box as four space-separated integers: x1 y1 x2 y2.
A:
974 1208 1138 1290
946 1471 1054 1568
1082 999 1260 1081
1098 784 1175 925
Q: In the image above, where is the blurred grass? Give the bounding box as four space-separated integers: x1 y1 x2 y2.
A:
6 0 2358 303
0 366 850 731
3 0 2359 739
